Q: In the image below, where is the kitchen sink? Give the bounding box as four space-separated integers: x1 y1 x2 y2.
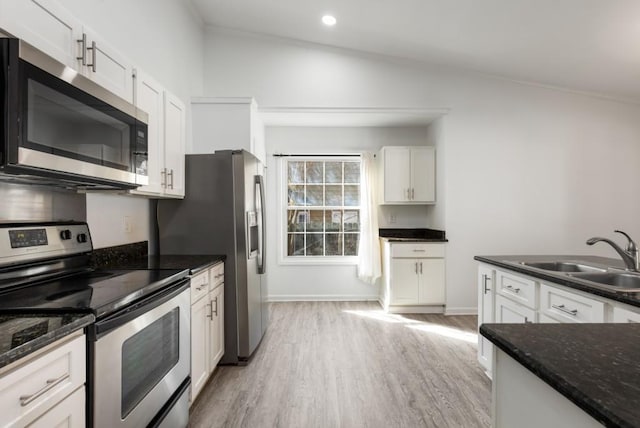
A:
569 272 640 292
518 261 606 273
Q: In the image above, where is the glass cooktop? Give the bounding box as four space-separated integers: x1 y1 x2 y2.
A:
0 269 188 318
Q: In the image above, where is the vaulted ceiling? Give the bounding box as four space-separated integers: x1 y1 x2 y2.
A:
191 0 640 103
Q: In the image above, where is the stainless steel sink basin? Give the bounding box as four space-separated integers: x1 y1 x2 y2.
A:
570 272 640 292
518 261 606 273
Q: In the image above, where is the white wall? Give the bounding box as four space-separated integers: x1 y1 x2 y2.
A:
56 0 205 248
265 126 432 300
204 28 640 312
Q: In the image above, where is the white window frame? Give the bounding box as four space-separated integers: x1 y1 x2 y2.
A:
277 155 361 266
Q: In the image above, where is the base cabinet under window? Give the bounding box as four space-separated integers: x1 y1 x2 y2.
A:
381 241 446 313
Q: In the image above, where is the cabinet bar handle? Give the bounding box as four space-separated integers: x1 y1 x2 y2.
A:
160 168 166 188
168 169 174 189
483 274 491 294
552 304 578 316
213 297 218 316
524 317 532 323
76 33 87 65
206 302 213 319
20 373 70 407
419 262 423 274
506 285 521 293
195 286 203 291
412 249 426 252
412 188 415 199
415 262 418 274
86 41 97 72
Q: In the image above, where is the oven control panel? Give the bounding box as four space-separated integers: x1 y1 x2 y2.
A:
0 222 92 266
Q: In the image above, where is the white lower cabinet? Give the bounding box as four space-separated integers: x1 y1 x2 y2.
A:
495 295 536 324
612 305 640 322
28 385 85 428
0 332 86 427
381 241 446 313
539 283 604 323
190 263 225 403
477 265 495 374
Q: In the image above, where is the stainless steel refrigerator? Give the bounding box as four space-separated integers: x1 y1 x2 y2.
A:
157 150 267 364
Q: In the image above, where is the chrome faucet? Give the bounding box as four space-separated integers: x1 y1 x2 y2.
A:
586 230 640 271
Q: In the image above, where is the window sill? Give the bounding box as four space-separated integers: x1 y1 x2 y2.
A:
278 256 358 266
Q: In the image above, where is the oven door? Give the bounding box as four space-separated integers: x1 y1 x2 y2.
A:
92 280 190 428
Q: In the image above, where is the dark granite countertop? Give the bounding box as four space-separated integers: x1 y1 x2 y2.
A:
475 255 640 308
99 255 225 275
481 323 640 428
379 228 448 242
0 313 94 370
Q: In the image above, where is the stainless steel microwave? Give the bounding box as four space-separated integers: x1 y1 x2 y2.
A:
0 38 148 189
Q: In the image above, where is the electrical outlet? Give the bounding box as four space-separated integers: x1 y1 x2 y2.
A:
389 213 397 224
124 216 132 233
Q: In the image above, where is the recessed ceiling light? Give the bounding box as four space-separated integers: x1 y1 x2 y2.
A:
322 15 337 26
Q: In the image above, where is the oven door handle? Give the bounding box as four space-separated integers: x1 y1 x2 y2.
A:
91 278 190 340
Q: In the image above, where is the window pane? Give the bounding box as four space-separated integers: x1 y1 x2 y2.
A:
344 210 360 232
288 185 305 206
287 209 306 232
325 210 342 232
325 162 342 183
307 210 324 232
325 184 342 206
306 185 323 205
325 233 342 256
288 161 304 183
306 162 323 183
344 162 360 183
306 234 323 255
344 185 359 206
287 233 305 256
344 233 359 256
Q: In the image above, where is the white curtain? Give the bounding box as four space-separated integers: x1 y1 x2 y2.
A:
357 152 381 284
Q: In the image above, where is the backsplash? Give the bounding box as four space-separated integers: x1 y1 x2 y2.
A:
90 241 148 268
0 182 85 222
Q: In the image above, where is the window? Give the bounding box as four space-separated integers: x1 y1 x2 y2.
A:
283 157 361 260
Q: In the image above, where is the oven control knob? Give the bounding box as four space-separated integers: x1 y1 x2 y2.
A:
60 230 72 240
77 233 88 243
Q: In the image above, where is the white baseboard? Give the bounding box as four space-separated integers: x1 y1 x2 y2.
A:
387 305 445 314
445 307 478 316
267 294 380 302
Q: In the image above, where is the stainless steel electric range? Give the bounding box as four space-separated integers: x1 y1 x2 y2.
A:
0 221 191 428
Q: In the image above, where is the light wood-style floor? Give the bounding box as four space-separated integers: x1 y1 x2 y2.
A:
189 302 491 428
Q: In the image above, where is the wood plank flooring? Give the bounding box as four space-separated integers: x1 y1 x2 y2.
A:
188 302 491 428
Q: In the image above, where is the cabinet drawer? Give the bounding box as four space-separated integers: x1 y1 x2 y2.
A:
496 270 537 310
0 334 85 427
190 271 209 304
612 305 640 323
210 263 224 288
27 385 85 428
391 243 444 258
539 284 605 323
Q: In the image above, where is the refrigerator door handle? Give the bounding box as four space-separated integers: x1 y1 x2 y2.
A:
255 175 266 274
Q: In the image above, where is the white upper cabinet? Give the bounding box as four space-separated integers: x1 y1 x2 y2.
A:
378 146 435 204
132 69 164 195
131 70 186 199
0 0 134 103
163 92 186 198
78 25 133 103
0 0 81 68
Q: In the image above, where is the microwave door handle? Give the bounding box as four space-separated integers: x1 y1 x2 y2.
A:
255 175 266 274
